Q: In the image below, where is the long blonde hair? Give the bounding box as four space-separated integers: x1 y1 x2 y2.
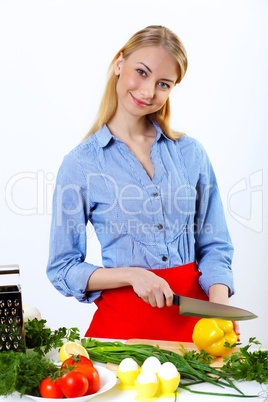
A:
83 25 188 141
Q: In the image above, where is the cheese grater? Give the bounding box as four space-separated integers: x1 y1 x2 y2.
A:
0 265 26 352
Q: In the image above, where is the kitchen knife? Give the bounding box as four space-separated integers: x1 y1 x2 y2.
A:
173 294 257 321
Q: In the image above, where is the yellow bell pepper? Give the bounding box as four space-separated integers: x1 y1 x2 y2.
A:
192 318 238 357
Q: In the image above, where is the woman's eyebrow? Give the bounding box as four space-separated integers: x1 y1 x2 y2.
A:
138 62 153 73
138 62 175 84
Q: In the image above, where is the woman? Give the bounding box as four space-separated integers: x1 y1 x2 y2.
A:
47 25 236 341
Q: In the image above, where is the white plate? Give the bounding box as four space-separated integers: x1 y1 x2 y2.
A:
24 366 117 402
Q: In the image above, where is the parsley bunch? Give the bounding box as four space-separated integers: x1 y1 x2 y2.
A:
222 337 268 384
179 344 215 364
24 318 80 356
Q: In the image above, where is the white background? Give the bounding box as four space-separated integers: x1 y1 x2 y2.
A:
0 0 267 347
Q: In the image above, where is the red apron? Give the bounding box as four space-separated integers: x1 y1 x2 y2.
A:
85 262 208 342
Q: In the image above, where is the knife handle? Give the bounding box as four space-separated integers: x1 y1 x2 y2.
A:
135 293 181 306
136 293 181 307
173 294 181 306
164 294 181 306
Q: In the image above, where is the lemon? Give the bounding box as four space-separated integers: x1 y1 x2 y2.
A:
59 341 89 362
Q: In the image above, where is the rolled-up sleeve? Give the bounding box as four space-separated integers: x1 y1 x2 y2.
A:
46 153 102 303
194 142 235 296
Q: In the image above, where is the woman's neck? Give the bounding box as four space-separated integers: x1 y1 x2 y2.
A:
107 114 154 142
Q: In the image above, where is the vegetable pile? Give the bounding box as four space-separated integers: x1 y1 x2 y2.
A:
81 337 267 397
0 351 100 398
40 354 100 399
0 319 101 398
0 315 267 399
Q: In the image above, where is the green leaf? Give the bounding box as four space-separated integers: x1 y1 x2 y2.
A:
0 351 59 396
178 344 215 365
221 337 268 384
24 318 80 356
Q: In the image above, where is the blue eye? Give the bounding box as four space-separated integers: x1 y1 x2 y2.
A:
137 69 147 77
159 82 170 89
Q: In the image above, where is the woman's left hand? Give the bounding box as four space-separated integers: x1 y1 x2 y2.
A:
208 283 240 341
233 321 240 341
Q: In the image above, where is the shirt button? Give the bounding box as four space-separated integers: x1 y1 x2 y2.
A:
157 224 163 230
153 192 158 197
162 256 168 262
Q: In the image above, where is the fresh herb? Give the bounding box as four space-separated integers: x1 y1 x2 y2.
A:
24 318 80 356
0 351 59 396
177 383 257 398
81 338 256 397
179 344 215 364
222 337 268 384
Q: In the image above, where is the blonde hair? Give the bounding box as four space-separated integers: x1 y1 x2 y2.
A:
83 25 188 141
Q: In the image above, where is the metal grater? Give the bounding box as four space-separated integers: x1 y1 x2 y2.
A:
0 265 26 352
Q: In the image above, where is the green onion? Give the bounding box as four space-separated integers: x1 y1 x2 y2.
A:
179 384 257 398
81 338 258 397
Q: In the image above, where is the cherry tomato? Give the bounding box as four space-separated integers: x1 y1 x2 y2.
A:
61 354 93 370
60 371 88 398
39 377 63 399
74 365 100 395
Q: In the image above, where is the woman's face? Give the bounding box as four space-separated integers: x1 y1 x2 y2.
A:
114 46 179 119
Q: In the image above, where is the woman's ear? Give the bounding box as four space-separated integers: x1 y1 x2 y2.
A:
114 52 124 76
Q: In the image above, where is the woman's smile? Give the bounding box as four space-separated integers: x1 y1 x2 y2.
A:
129 92 152 108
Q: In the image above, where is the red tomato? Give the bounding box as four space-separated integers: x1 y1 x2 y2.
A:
39 377 63 399
74 365 100 395
60 371 88 398
61 354 93 370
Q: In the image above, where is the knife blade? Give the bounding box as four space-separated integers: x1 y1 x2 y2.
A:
173 294 257 321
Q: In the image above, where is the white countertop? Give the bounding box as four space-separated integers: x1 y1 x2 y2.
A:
91 377 265 402
1 364 266 402
1 340 267 402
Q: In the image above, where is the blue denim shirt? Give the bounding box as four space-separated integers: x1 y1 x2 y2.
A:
47 122 234 303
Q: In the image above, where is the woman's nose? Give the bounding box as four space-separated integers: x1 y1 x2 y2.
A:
140 80 155 99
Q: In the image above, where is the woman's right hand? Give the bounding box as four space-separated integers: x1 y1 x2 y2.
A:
128 267 174 308
87 266 174 308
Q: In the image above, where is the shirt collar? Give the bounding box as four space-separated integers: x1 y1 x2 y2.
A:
152 121 173 143
96 121 173 148
95 125 114 148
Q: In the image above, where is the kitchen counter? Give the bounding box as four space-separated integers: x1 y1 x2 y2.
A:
1 339 266 402
1 363 266 402
92 376 265 402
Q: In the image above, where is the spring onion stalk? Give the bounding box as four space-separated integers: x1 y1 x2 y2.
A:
179 384 257 398
81 338 257 397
